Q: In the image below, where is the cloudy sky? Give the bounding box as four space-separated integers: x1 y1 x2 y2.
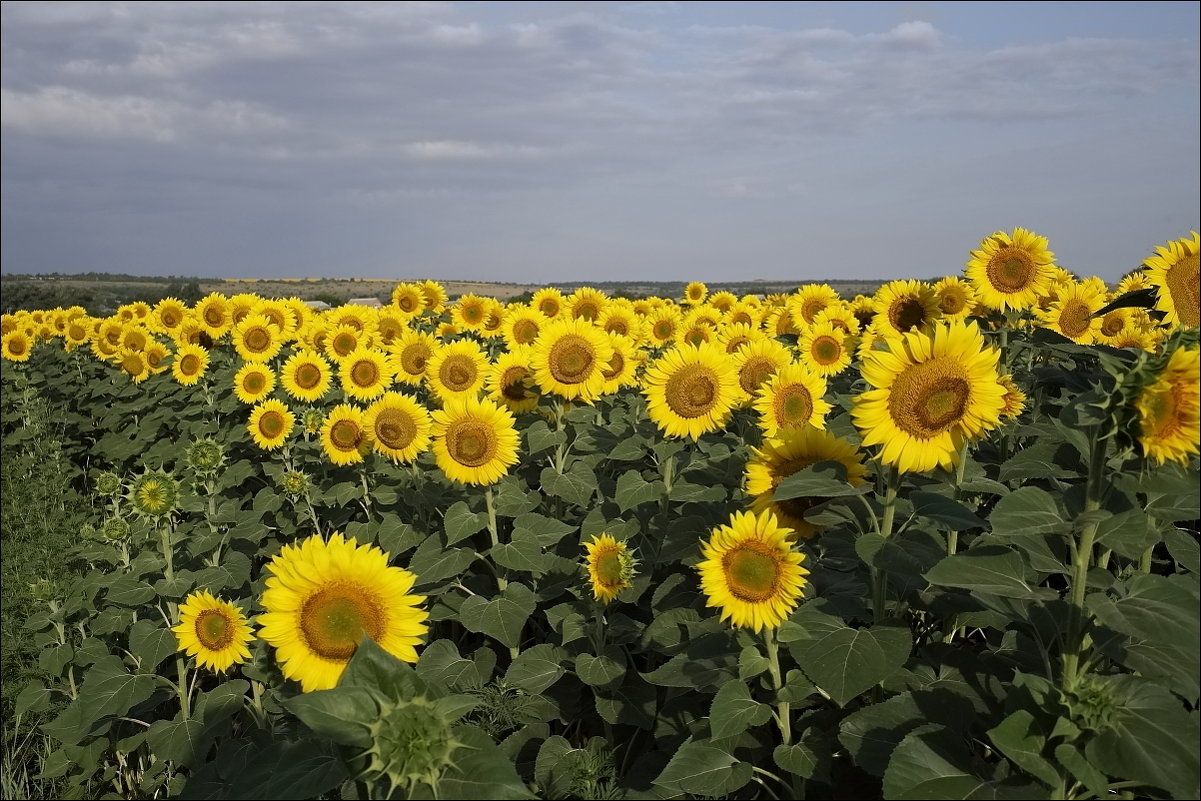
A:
2 1 1198 282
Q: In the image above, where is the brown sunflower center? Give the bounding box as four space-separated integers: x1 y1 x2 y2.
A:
295 362 323 389
889 297 929 333
180 354 202 375
243 371 267 394
722 540 782 602
445 419 497 467
500 366 534 400
300 583 383 661
888 359 972 439
549 335 596 384
574 301 601 321
986 247 1037 293
1166 253 1200 328
1143 382 1184 438
400 343 431 375
724 335 751 354
121 353 144 374
374 407 417 450
330 419 361 450
666 364 720 418
1099 312 1126 338
460 304 484 324
593 546 625 589
772 384 814 426
653 320 674 340
731 311 754 326
8 338 28 355
1057 299 1093 339
811 336 842 365
203 306 226 327
512 319 540 344
194 609 235 651
350 359 380 388
332 332 358 357
145 349 164 368
539 299 561 317
939 289 968 315
259 411 286 439
801 298 826 324
603 318 629 336
262 310 287 330
440 355 477 392
601 352 625 381
160 309 182 328
398 293 420 313
68 324 88 341
738 356 777 395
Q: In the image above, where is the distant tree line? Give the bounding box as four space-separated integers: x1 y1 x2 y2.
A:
1 278 203 315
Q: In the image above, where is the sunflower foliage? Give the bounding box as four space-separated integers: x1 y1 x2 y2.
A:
1 230 1199 801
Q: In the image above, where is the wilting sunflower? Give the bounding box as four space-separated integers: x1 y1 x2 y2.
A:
195 293 233 339
391 282 426 317
339 347 392 402
754 363 832 438
172 590 254 672
852 320 1006 473
568 287 608 322
129 469 179 518
234 363 276 404
363 392 432 464
932 277 978 321
426 340 488 402
582 534 637 603
259 532 428 692
390 330 439 386
1036 281 1105 344
965 227 1056 312
532 287 566 320
487 347 540 413
248 398 295 451
746 427 868 540
998 373 1027 420
530 317 613 402
504 308 547 349
430 396 520 485
321 404 369 466
280 351 332 403
1 331 32 362
1136 346 1200 465
788 284 841 329
731 338 792 406
798 322 851 377
697 510 808 633
643 342 740 439
117 349 151 383
172 343 210 386
1143 231 1199 329
683 281 708 306
872 280 942 337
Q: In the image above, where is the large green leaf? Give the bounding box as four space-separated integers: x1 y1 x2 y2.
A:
504 644 566 694
883 725 1026 799
443 501 485 545
791 623 912 707
708 679 771 740
911 491 987 531
129 619 177 673
924 546 1041 599
652 739 752 797
435 725 535 799
988 487 1066 538
985 710 1058 787
458 583 536 649
773 461 872 500
615 469 659 511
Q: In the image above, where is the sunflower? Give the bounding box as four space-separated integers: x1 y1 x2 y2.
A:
487 347 540 413
143 341 168 373
998 373 1026 420
1136 346 1200 465
764 308 799 337
600 333 641 395
754 363 832 438
798 322 851 377
530 317 613 403
435 322 460 339
363 392 432 464
259 532 428 692
1095 306 1135 347
2 331 32 362
504 308 548 349
321 404 369 466
746 427 868 540
531 287 565 320
152 298 188 334
248 399 295 451
392 282 426 317
726 301 759 328
932 277 978 321
788 284 841 329
852 320 1006 473
1143 231 1200 329
1116 270 1151 295
195 293 233 339
452 294 490 331
716 322 759 355
430 396 520 485
872 280 942 338
375 310 408 347
965 227 1056 312
280 351 332 403
330 305 379 338
1035 282 1106 344
327 324 368 361
479 305 507 340
646 307 681 346
234 363 276 404
583 534 637 603
172 590 255 672
683 281 708 306
731 338 792 406
420 280 448 314
90 334 120 362
390 330 439 386
129 469 179 518
426 340 488 403
643 342 740 439
339 347 392 402
598 305 641 340
256 300 299 339
117 349 151 383
709 290 738 314
172 343 210 386
228 294 259 327
697 510 808 633
813 302 861 337
568 287 608 322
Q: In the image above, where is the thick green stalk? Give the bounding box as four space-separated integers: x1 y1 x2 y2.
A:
1061 429 1107 687
764 629 792 746
870 465 900 623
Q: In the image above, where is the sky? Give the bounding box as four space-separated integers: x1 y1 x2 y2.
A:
1 1 1198 283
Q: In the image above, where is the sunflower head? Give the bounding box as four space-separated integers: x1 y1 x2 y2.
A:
582 534 638 603
101 516 132 542
128 469 179 518
172 590 255 672
1135 345 1200 465
965 227 1056 312
362 694 468 797
364 392 433 464
249 399 295 451
430 396 520 485
1143 231 1200 329
187 438 226 476
643 342 740 439
281 470 311 498
95 470 124 497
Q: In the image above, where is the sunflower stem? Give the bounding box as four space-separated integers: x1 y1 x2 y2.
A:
1061 426 1107 689
870 465 900 624
1139 545 1153 573
764 628 792 747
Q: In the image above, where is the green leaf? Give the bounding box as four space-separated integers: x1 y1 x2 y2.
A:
576 647 625 688
988 487 1066 538
375 520 425 557
774 731 831 782
883 726 1010 799
998 441 1081 483
417 639 486 690
1094 509 1159 561
1165 527 1200 575
738 646 770 681
540 462 597 508
1142 464 1201 522
493 478 539 517
407 536 475 588
181 738 348 800
443 501 485 546
148 681 249 767
911 491 987 531
504 644 565 694
668 480 726 503
105 575 157 606
653 739 752 797
839 692 926 777
458 583 536 649
615 469 659 511
773 461 872 500
709 680 771 739
43 657 158 745
924 546 1039 599
437 726 535 799
284 688 377 749
986 710 1059 787
129 619 178 673
791 623 912 707
511 513 575 548
524 420 565 455
1054 745 1108 800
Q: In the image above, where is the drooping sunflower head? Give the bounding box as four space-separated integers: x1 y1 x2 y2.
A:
965 227 1056 312
128 468 179 518
753 362 832 438
1135 346 1200 465
364 392 432 464
582 534 638 603
852 320 1006 473
430 396 520 485
1143 231 1200 329
799 321 851 377
321 404 370 466
280 351 332 403
143 341 169 372
643 342 740 439
872 279 942 338
339 347 393 402
697 509 808 633
258 532 428 692
746 427 868 540
234 362 276 404
426 340 488 402
172 590 255 673
228 294 259 327
248 398 295 451
487 347 540 413
998 373 1027 420
531 317 615 403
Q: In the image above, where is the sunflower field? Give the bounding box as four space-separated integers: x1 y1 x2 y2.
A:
1 228 1198 800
